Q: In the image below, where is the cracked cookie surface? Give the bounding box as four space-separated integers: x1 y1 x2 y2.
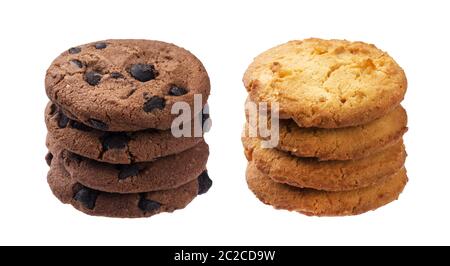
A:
46 39 210 131
47 136 209 193
45 102 205 164
246 162 407 216
47 158 204 218
242 136 406 191
246 105 407 160
243 38 407 128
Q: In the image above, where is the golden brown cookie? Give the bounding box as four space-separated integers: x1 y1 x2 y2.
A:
245 105 407 160
242 137 406 191
246 162 408 216
243 38 407 128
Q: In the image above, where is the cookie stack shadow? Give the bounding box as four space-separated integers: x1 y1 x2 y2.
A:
242 39 408 216
44 40 212 218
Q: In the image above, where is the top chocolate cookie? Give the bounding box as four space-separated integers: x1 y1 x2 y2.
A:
243 38 407 128
46 40 210 131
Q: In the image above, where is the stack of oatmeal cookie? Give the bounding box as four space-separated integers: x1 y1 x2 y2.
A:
243 39 408 216
44 40 212 218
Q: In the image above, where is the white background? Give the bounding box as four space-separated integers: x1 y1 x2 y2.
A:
0 0 449 246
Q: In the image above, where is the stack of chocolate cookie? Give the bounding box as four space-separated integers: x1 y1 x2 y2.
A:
44 40 212 218
243 39 408 216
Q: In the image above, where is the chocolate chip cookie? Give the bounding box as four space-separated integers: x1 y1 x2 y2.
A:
46 40 210 131
48 139 209 193
45 102 207 164
246 162 407 216
242 136 406 191
47 158 212 218
243 38 407 128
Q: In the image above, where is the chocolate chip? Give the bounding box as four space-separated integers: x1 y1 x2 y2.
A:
198 171 212 195
177 120 184 131
101 132 130 150
138 195 161 212
202 112 210 128
87 118 108 130
49 104 57 115
73 186 98 210
169 86 188 96
117 164 140 179
70 59 83 68
85 71 102 86
68 47 81 54
45 152 53 166
57 112 69 128
95 42 107 49
143 96 166 112
130 64 157 82
194 111 211 133
69 120 93 132
110 72 124 79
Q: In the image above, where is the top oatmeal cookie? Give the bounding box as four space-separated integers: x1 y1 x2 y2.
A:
46 39 210 131
243 38 407 128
